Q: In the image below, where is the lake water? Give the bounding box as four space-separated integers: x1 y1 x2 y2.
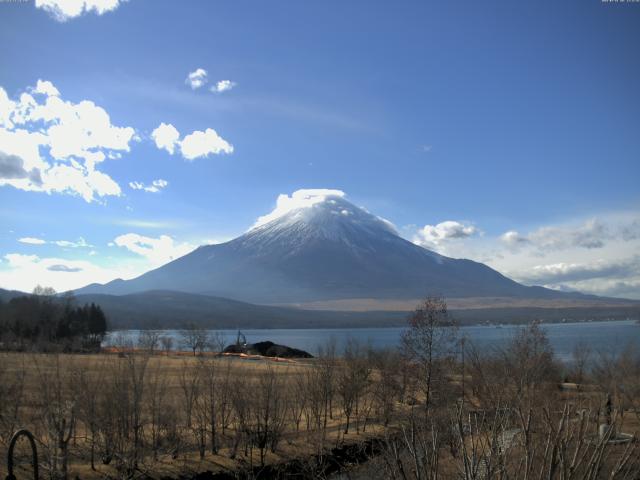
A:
106 320 640 363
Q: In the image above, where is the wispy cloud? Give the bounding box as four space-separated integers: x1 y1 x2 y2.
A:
19 237 46 245
109 75 374 133
129 179 169 193
18 236 92 248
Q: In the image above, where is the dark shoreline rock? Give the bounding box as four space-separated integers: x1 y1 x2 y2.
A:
223 340 313 359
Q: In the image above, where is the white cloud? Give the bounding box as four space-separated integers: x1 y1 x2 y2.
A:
151 122 180 155
19 237 46 245
252 189 346 229
413 221 479 252
180 128 234 159
0 80 135 202
211 80 236 93
35 0 127 21
186 68 208 90
33 80 60 97
129 178 168 193
151 123 233 160
0 253 139 293
500 230 530 249
113 233 195 266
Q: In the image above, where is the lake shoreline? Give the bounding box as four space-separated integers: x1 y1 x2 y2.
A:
106 320 640 362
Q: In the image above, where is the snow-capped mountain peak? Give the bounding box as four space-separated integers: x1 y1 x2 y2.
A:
246 195 397 246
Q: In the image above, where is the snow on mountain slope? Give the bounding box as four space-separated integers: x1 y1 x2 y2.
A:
75 193 584 303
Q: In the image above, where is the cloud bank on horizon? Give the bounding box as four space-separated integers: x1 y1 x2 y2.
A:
411 212 640 300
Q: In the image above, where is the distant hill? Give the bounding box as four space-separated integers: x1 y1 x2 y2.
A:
0 287 28 303
74 290 408 329
74 194 605 306
75 289 640 330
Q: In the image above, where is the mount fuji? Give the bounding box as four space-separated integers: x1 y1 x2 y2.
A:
75 192 589 306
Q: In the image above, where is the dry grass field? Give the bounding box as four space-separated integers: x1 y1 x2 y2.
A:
0 350 395 480
1 319 639 479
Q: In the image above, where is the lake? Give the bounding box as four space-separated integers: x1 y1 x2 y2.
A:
106 320 640 363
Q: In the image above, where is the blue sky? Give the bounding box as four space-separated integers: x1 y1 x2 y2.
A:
0 0 639 298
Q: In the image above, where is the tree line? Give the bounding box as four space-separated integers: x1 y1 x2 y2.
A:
0 286 107 351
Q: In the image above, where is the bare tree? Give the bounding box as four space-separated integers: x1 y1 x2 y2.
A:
178 359 200 429
402 296 458 411
337 338 371 434
372 348 402 426
198 356 222 455
249 365 287 466
159 335 174 355
138 330 161 354
146 360 169 461
35 355 76 480
502 322 559 404
180 324 210 356
71 358 105 470
126 351 149 469
570 340 591 385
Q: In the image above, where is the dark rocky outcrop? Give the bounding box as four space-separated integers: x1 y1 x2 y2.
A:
223 340 313 358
